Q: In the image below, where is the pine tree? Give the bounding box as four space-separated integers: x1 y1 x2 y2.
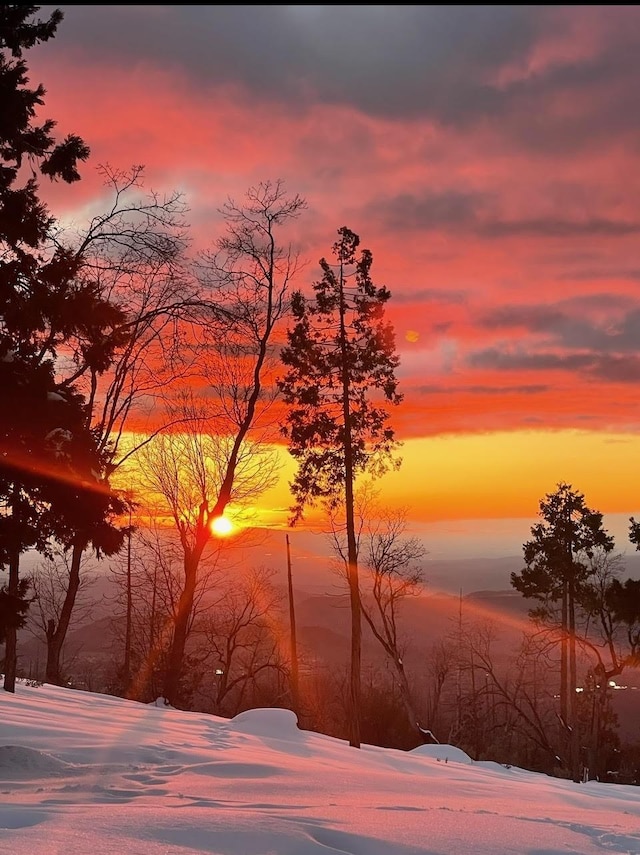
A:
0 6 127 691
0 577 31 645
278 227 402 747
511 482 614 780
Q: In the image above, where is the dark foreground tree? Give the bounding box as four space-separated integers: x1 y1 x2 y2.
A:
0 577 31 645
279 227 402 748
0 6 127 691
511 482 614 780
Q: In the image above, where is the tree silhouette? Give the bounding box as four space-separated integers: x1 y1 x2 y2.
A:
279 227 402 747
147 180 305 707
511 482 613 779
0 6 127 691
0 577 31 645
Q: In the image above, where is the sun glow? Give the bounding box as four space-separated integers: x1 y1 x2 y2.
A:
211 515 234 537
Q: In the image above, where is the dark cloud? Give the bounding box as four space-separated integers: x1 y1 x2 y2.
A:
37 6 544 119
372 190 490 232
368 187 640 239
478 217 640 239
593 354 640 383
467 347 640 383
556 293 639 312
393 287 469 306
479 304 640 354
34 6 640 152
530 250 640 282
417 383 549 395
491 35 640 153
480 306 566 332
468 349 594 372
557 268 640 283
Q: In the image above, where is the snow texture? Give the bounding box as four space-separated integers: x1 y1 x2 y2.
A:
0 681 638 854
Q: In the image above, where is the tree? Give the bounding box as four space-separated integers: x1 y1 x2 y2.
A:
279 227 402 747
135 400 278 706
108 520 221 704
29 547 99 685
359 509 427 740
329 495 428 742
200 567 286 717
0 577 31 645
127 181 306 706
604 575 640 665
39 164 192 687
0 7 134 692
511 482 614 780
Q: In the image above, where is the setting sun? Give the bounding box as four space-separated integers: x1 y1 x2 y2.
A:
211 515 233 537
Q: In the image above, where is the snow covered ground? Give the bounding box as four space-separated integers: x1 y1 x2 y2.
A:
0 682 639 854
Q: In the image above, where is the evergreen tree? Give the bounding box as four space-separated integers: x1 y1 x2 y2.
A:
0 6 127 691
278 227 402 747
511 482 614 779
0 577 31 645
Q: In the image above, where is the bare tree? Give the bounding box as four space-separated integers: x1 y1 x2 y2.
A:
136 398 280 707
199 567 286 716
329 493 428 741
109 520 224 703
134 180 306 707
423 639 456 741
360 510 428 740
39 165 195 686
452 616 569 772
579 550 640 678
28 548 99 684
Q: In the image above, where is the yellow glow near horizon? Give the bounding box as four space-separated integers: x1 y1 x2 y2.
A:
377 429 640 522
255 429 640 525
211 515 234 537
117 428 640 529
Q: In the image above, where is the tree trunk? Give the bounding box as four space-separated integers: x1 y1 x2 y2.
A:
3 485 22 693
3 549 20 693
395 661 431 742
560 579 568 732
344 450 361 749
122 522 133 694
568 576 580 781
45 537 83 685
339 264 361 749
163 549 200 707
286 534 300 717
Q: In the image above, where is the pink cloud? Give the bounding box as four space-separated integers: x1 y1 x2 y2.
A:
22 6 640 440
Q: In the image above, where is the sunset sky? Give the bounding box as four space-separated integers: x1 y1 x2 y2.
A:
29 5 640 554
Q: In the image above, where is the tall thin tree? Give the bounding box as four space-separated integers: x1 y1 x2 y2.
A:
279 227 402 747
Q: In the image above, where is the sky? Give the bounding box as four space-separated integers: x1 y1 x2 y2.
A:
24 5 640 549
1 681 639 855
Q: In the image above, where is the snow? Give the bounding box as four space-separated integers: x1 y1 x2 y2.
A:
0 682 639 855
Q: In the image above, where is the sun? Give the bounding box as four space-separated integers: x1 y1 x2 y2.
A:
211 515 234 537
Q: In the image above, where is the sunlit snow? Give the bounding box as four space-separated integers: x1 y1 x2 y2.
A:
0 682 639 854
